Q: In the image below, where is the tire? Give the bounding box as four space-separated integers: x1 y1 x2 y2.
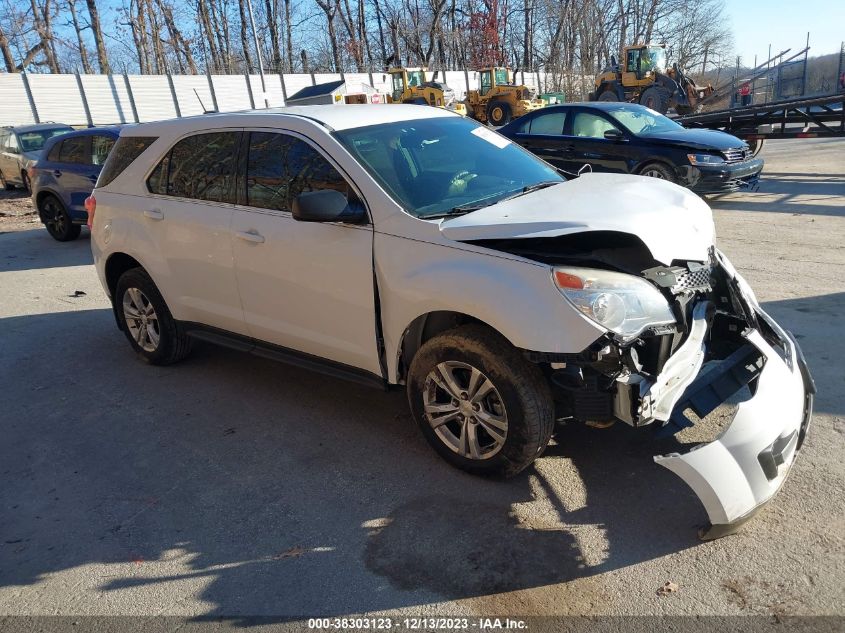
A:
0 170 13 191
407 324 554 478
639 86 669 113
39 194 81 241
598 90 618 102
486 100 512 126
639 161 677 183
115 268 192 366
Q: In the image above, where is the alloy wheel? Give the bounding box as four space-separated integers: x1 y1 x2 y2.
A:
122 287 160 352
43 198 66 235
422 361 508 459
642 168 667 179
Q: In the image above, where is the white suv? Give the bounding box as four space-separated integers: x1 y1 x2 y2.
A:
89 105 813 539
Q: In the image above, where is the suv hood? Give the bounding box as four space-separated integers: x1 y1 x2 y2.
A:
439 173 715 265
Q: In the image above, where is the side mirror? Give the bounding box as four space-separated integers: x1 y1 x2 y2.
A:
603 129 625 142
291 189 366 224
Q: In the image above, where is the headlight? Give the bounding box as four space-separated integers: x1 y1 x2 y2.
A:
687 153 724 165
553 267 676 338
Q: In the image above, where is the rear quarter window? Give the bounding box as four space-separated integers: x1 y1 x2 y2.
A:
98 136 157 187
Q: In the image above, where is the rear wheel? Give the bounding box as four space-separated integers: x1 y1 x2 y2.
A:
598 90 618 102
639 161 677 183
486 100 512 126
39 194 81 241
407 324 554 478
115 268 192 365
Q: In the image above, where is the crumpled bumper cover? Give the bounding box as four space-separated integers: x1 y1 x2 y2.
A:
653 253 815 539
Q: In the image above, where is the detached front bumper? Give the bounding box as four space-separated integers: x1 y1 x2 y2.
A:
651 255 814 539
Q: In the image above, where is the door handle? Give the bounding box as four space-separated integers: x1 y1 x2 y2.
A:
235 230 265 244
143 209 164 220
53 169 62 177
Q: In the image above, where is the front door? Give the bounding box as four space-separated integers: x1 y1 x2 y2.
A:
566 109 631 174
512 109 575 171
231 130 380 375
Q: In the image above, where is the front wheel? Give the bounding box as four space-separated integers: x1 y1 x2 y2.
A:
115 268 192 365
407 324 554 477
639 162 677 183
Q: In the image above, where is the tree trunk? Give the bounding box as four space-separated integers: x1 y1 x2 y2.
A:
68 0 94 73
158 0 198 73
0 25 17 73
197 0 220 72
264 0 281 71
316 0 342 72
284 0 294 71
238 0 254 72
85 0 111 72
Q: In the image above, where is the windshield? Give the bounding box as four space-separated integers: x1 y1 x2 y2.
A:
334 117 563 219
605 105 683 136
641 47 667 73
18 127 72 153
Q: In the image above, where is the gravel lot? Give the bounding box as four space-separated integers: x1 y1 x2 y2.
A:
1 139 843 621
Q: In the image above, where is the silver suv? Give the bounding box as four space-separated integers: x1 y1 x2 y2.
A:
0 123 73 192
88 105 813 539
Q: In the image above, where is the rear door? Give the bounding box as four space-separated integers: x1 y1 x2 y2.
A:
142 130 245 334
52 135 98 214
230 129 380 375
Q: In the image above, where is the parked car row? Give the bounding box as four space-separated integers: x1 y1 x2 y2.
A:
87 104 810 539
1 123 121 241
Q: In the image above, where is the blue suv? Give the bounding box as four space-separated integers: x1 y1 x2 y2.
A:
30 127 119 241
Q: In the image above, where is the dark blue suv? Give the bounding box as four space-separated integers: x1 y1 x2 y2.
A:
30 127 119 241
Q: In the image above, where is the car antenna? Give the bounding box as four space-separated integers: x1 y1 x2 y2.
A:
194 89 216 114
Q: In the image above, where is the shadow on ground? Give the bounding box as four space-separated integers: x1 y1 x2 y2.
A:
0 228 92 271
707 172 845 216
1 307 704 620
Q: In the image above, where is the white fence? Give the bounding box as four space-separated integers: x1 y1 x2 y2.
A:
0 70 553 127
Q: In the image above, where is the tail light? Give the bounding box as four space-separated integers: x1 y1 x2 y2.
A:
84 195 96 228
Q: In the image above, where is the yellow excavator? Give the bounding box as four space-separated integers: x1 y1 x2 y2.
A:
591 44 713 115
464 67 545 126
386 67 466 116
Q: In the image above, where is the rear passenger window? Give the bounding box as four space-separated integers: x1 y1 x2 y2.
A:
98 136 157 187
59 136 90 164
528 111 567 135
91 136 116 166
167 132 239 203
47 141 62 162
245 132 350 212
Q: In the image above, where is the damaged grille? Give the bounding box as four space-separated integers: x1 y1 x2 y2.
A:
671 265 713 294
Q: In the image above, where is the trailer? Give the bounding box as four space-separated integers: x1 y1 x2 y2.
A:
675 92 845 155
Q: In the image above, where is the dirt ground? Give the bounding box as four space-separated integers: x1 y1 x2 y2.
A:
0 188 37 232
0 138 843 623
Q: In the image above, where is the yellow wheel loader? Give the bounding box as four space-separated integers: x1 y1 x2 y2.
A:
464 67 545 126
387 67 467 116
591 44 713 115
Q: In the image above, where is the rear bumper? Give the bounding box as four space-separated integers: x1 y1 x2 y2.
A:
680 158 764 193
653 253 813 539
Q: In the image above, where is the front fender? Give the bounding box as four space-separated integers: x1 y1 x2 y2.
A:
375 232 606 383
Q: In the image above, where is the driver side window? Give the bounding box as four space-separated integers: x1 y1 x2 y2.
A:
572 112 620 139
626 49 639 73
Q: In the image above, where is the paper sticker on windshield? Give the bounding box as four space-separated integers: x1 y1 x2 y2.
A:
471 127 511 149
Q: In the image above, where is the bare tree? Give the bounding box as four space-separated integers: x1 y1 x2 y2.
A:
84 0 110 72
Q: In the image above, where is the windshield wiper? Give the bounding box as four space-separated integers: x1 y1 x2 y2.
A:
499 179 562 202
422 180 562 220
423 204 486 220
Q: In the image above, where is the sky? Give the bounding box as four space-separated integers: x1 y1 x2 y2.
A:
727 0 844 66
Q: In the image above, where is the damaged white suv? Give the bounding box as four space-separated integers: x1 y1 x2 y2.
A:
89 105 813 539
